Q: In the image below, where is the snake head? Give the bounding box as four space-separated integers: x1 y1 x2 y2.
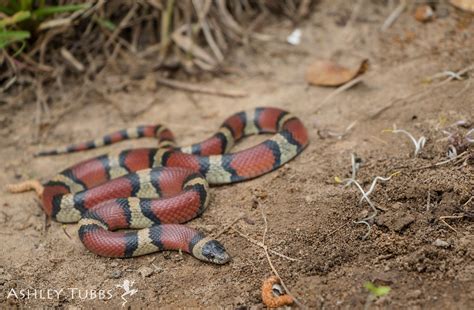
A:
202 239 230 264
193 238 231 264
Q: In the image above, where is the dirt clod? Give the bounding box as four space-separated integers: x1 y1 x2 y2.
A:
375 211 416 232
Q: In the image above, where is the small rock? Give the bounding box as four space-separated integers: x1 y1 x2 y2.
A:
414 5 435 22
407 289 423 299
370 270 399 285
233 296 246 305
358 209 369 219
393 214 415 232
253 188 268 199
173 254 184 262
138 266 154 278
110 261 119 267
201 225 217 234
433 239 450 248
109 270 122 279
391 202 403 210
374 295 391 305
0 273 12 284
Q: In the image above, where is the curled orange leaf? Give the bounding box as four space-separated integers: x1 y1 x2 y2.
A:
261 276 294 308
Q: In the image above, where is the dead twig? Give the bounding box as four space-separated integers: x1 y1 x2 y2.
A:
322 222 350 239
381 0 406 31
426 190 431 212
258 202 305 308
62 224 72 240
319 76 365 108
439 215 464 233
0 211 10 224
60 48 85 72
438 197 474 233
317 121 357 140
214 214 245 238
231 227 300 262
435 65 474 86
105 2 139 48
193 0 224 62
171 27 217 67
412 151 468 171
297 0 311 18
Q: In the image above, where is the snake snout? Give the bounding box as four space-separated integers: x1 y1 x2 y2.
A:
201 239 231 264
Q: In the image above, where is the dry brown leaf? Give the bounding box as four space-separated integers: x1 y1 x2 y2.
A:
305 59 369 87
450 0 474 12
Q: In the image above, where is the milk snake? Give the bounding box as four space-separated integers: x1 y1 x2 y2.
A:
9 107 308 264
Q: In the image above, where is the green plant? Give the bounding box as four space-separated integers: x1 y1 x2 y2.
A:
363 281 391 309
364 281 391 298
0 0 90 50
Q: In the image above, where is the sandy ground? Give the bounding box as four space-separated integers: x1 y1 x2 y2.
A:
1 1 473 309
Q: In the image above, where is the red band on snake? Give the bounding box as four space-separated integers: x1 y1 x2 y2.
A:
36 107 309 264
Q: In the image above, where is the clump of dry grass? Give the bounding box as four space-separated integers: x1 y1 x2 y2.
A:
0 0 312 138
1 0 312 90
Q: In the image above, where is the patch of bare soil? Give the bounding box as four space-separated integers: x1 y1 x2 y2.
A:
1 1 473 308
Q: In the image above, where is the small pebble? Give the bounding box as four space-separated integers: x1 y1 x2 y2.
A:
391 202 403 210
305 195 317 204
407 289 423 299
138 266 154 278
433 239 450 248
414 5 435 22
109 270 122 279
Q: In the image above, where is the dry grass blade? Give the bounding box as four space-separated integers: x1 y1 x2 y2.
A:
193 0 224 62
104 2 139 48
60 48 85 72
38 18 72 30
171 27 217 66
381 0 407 31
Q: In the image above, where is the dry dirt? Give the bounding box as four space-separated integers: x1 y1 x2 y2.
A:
1 1 473 309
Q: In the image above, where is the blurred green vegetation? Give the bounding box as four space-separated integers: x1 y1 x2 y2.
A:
0 0 90 50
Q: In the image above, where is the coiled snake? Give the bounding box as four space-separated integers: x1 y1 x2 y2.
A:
8 107 308 264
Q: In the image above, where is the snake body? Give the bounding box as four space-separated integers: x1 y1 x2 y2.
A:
35 107 308 264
